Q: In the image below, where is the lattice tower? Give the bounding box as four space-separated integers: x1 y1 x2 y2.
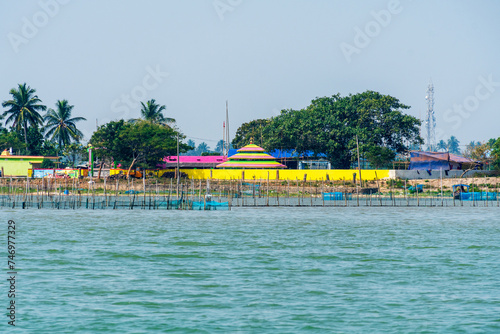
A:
424 83 436 151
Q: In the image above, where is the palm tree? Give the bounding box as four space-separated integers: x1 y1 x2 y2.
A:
196 142 210 155
2 83 46 152
215 139 224 153
137 99 175 126
447 136 460 154
44 100 86 150
437 140 447 152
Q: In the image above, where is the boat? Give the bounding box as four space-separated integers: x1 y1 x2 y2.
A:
452 184 497 201
452 184 469 200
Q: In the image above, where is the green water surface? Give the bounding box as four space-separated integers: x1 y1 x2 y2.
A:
1 207 500 333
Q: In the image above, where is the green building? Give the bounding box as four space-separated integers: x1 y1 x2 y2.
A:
0 150 59 177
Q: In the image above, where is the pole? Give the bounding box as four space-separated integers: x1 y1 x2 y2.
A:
223 121 226 157
440 168 444 206
176 133 180 197
356 134 362 188
226 100 230 154
88 144 94 179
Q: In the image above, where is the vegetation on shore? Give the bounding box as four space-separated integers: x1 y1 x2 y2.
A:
1 83 499 172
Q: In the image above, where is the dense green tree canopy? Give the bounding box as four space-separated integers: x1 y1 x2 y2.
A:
90 120 190 169
231 119 270 149
62 143 87 167
0 129 25 153
260 91 423 168
491 137 500 170
89 119 128 164
365 146 396 169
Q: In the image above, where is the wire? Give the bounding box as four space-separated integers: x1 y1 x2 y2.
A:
185 136 221 143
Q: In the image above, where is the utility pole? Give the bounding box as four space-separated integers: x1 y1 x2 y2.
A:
356 135 362 188
222 121 225 156
226 100 230 154
176 133 180 197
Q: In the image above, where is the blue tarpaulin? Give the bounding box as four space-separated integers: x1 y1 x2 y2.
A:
409 151 450 170
228 148 325 159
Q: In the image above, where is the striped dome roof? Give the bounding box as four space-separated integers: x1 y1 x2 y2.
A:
216 143 286 169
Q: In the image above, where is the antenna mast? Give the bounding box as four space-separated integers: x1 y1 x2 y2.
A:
425 82 436 151
225 100 230 155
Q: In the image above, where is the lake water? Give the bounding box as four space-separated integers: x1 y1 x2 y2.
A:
2 207 500 333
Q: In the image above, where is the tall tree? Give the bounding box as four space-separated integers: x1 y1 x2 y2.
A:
44 100 86 150
491 138 500 170
437 139 447 152
232 119 270 148
89 120 128 167
183 139 196 155
62 143 86 167
90 120 190 174
447 136 460 154
2 83 46 153
464 141 491 164
264 91 422 168
195 142 210 155
0 129 25 153
215 139 224 153
134 99 174 126
365 146 396 169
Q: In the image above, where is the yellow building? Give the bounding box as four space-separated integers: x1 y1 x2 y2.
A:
0 150 59 177
113 168 390 181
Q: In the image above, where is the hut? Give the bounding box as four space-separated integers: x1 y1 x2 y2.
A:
216 143 286 169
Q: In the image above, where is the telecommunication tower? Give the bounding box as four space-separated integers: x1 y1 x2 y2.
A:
424 82 436 151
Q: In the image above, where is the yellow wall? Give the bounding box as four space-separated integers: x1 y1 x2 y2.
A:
183 169 389 181
113 168 390 181
0 158 41 177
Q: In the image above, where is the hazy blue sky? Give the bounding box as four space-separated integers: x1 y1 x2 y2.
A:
1 0 499 150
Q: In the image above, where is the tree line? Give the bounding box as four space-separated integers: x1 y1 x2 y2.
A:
1 83 87 167
231 91 500 170
232 91 423 169
1 83 193 170
2 84 499 172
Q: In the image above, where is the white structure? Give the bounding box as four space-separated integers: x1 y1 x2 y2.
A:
424 82 436 151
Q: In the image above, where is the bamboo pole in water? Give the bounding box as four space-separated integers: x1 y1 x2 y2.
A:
168 178 172 209
356 178 360 207
309 180 312 207
441 169 444 207
303 177 307 206
495 177 500 207
321 178 325 207
276 179 280 206
472 177 475 207
343 178 347 207
415 180 419 206
296 178 300 206
266 172 269 206
404 179 408 206
253 179 256 206
198 179 202 203
287 179 290 206
228 179 232 210
484 176 488 207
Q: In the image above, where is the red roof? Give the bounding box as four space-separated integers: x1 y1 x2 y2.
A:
163 156 227 164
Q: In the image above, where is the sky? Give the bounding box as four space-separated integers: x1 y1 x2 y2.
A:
1 0 499 151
